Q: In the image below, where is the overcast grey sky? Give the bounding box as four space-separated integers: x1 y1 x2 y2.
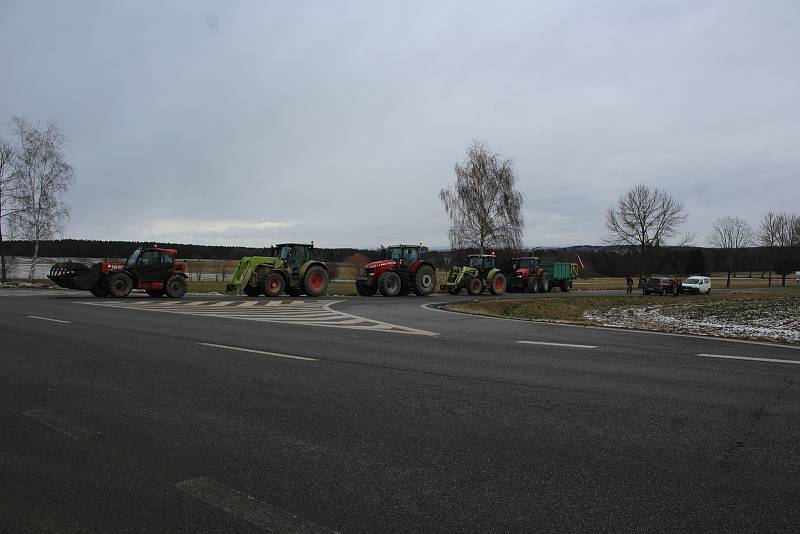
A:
2 1 798 248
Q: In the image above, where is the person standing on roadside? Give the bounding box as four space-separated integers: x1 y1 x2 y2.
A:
626 274 633 295
672 277 679 297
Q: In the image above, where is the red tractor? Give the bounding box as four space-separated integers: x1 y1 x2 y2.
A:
356 244 437 297
48 246 188 298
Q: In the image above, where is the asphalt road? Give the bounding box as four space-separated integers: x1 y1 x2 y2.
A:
1 288 799 533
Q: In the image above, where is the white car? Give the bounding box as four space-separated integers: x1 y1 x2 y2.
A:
681 276 711 295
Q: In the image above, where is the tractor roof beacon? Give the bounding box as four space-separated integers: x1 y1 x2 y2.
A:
441 253 507 296
226 242 329 297
48 246 188 298
355 244 437 297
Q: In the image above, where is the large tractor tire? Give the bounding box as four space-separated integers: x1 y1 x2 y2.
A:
165 275 187 298
413 265 436 296
489 273 507 295
147 290 164 298
90 285 109 298
106 272 133 298
467 277 484 296
356 280 378 296
378 271 402 297
303 265 329 297
261 272 285 297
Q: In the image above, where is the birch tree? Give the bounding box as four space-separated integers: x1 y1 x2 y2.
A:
0 140 17 281
10 117 74 280
439 141 524 253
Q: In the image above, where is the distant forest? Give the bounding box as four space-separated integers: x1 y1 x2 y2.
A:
4 239 798 278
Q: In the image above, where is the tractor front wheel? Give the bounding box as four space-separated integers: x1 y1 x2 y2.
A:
106 273 133 298
165 275 187 298
378 272 402 297
538 276 550 293
467 277 484 296
261 272 285 297
489 273 506 295
413 265 436 296
303 266 329 297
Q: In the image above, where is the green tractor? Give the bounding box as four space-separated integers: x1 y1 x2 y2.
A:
440 254 507 296
225 243 329 297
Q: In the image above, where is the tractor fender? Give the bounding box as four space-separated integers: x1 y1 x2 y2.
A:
486 268 502 284
299 260 327 279
409 259 434 273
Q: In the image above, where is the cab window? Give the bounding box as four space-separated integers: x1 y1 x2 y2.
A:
160 253 174 265
140 251 159 265
403 247 418 263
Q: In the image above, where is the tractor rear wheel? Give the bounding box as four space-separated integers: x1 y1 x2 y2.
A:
147 290 164 298
413 265 436 296
378 272 402 297
467 277 484 296
261 272 285 297
106 272 133 298
90 285 109 298
165 275 187 298
303 266 329 297
538 275 550 293
489 273 506 295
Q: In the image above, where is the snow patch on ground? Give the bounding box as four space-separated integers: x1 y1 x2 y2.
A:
584 297 800 344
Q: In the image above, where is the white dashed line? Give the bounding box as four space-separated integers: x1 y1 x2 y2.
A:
697 353 800 365
174 477 338 533
27 315 70 324
198 342 318 362
517 340 598 349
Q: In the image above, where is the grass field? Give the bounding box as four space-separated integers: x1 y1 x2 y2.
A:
446 290 800 344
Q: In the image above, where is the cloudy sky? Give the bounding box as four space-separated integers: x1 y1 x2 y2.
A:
2 1 798 248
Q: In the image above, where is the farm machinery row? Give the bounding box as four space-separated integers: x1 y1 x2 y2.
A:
48 241 578 299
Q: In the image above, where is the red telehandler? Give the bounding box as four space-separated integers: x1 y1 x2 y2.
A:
48 246 188 298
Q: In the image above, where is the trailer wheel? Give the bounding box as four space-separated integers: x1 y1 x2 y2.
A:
165 275 187 298
147 290 164 298
90 285 109 298
414 265 436 296
561 280 571 292
261 272 285 297
106 272 133 298
489 273 506 295
378 272 402 297
467 277 484 296
303 266 329 297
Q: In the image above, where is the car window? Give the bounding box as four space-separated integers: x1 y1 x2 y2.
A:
685 278 700 284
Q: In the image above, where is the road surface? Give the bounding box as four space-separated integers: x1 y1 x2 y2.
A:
1 289 798 532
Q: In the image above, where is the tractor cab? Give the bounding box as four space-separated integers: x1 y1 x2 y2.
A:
466 254 496 273
385 244 420 265
275 243 313 271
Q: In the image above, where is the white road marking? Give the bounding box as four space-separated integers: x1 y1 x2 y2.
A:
174 477 338 533
27 315 71 324
78 299 437 336
697 353 800 365
22 409 96 440
517 340 598 349
198 342 318 362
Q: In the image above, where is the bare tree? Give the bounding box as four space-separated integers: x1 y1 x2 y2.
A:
758 211 782 287
709 216 754 288
0 139 17 281
774 212 799 287
10 117 75 280
605 184 689 280
440 141 523 253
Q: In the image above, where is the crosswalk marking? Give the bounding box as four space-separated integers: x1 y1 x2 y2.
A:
77 299 437 336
